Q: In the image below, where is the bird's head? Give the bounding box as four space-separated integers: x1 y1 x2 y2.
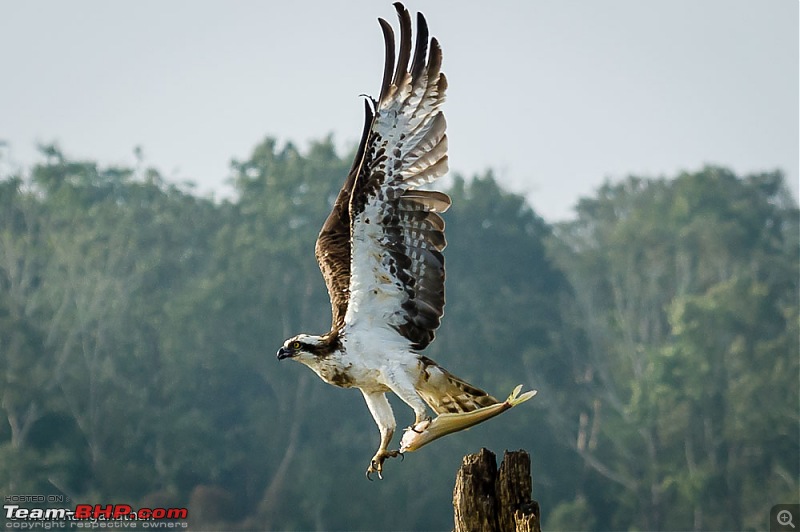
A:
277 334 328 363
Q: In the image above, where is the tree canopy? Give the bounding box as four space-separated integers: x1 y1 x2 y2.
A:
1 140 797 530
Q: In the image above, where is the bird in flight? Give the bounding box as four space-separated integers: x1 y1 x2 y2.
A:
277 2 534 479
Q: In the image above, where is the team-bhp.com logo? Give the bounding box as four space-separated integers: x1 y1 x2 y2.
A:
4 502 188 528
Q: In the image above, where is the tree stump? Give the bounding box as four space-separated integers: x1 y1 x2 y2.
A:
453 449 541 532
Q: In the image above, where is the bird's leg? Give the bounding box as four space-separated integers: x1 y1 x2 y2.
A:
367 426 401 480
361 390 401 480
384 373 433 434
409 409 432 433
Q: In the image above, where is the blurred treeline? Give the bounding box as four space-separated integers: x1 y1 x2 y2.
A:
1 138 797 531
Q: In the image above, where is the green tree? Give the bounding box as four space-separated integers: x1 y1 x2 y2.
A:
4 138 795 532
0 145 221 500
548 167 799 530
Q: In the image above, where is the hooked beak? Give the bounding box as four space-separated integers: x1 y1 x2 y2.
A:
277 346 293 360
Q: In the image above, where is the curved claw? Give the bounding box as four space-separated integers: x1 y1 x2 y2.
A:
365 449 402 480
366 458 383 481
409 417 432 434
366 461 384 480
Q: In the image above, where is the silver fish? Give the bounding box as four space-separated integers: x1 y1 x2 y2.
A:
399 385 537 452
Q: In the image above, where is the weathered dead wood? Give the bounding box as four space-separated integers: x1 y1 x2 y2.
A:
453 448 541 532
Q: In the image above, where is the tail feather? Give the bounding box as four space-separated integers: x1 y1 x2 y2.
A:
416 356 498 415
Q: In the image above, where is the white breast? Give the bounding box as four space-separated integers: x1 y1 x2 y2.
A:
337 324 417 393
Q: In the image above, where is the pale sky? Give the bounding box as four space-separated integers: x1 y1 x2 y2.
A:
1 0 797 221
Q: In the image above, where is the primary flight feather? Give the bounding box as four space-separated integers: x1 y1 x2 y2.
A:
277 2 534 479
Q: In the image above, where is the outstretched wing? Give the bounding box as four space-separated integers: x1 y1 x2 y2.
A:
315 3 449 346
315 100 373 331
344 3 450 350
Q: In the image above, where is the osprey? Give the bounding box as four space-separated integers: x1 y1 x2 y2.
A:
278 2 535 479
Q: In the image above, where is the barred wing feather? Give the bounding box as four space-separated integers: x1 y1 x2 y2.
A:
344 3 450 350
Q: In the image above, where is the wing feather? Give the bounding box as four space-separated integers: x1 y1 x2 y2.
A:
315 4 450 347
409 11 429 80
342 5 450 349
377 19 395 103
392 3 412 87
315 100 373 329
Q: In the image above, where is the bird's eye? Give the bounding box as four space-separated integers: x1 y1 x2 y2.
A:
291 341 302 350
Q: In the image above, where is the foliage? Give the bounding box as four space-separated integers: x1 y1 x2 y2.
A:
0 140 797 531
548 167 799 530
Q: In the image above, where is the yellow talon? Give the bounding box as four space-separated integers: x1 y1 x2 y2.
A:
365 449 402 480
